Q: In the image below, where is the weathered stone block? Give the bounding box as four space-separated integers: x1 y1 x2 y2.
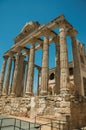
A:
60 101 70 108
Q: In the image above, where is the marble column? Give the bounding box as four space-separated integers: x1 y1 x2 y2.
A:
11 47 21 96
70 33 82 95
0 56 8 95
54 36 60 94
25 44 35 96
59 27 69 94
40 34 49 95
5 53 13 95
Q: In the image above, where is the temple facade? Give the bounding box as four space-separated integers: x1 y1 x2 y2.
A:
0 15 86 129
0 14 86 97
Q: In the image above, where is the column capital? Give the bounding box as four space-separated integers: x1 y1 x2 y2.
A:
59 26 67 33
16 46 22 54
8 51 14 58
59 26 70 39
53 35 59 43
68 29 77 38
20 53 26 58
3 55 9 60
30 43 35 48
25 50 30 56
42 28 51 37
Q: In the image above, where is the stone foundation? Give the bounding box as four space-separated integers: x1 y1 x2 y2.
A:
0 95 86 129
71 99 86 129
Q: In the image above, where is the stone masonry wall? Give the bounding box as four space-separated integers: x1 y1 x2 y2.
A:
0 96 86 129
0 95 71 120
0 96 71 130
71 100 86 129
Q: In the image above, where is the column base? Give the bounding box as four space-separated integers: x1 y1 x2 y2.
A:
10 93 15 97
1 93 8 98
40 91 47 96
25 92 32 97
60 88 69 94
60 88 70 101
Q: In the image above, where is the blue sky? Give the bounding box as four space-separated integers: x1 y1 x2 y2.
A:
0 0 86 92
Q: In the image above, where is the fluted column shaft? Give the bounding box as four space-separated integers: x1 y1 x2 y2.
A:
5 55 13 95
37 68 41 95
22 61 27 94
24 62 28 93
11 49 21 96
59 27 69 93
10 59 15 94
26 44 35 95
40 35 49 95
71 34 82 95
0 56 8 95
54 37 60 94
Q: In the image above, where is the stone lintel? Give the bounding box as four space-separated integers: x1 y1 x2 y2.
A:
3 55 9 59
4 30 58 56
3 15 78 57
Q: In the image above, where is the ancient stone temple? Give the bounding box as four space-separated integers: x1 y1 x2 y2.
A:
0 14 86 129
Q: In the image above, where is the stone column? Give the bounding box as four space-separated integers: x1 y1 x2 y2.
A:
37 68 41 95
25 44 35 96
22 61 27 95
0 56 8 95
16 54 25 97
54 36 60 94
11 47 21 96
5 53 13 95
24 62 28 93
59 26 69 94
10 58 15 94
40 34 49 95
70 33 82 95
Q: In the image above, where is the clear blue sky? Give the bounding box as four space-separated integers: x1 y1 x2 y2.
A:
0 0 86 92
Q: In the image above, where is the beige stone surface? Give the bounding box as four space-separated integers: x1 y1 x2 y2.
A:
0 14 86 129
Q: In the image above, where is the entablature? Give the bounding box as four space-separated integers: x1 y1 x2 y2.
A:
4 14 78 57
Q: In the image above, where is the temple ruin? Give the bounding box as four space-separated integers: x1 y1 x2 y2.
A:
0 14 86 129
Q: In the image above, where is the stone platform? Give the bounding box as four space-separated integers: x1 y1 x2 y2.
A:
0 95 86 129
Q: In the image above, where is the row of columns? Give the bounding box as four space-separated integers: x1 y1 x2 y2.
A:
0 48 41 97
0 26 81 97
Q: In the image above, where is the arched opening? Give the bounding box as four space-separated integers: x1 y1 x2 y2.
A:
49 73 55 80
